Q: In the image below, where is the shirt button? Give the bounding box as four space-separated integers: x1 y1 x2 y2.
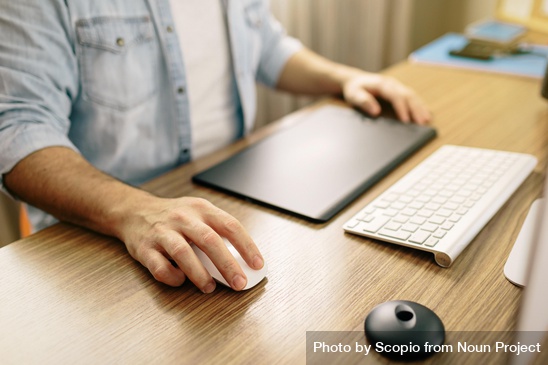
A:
177 87 185 94
166 25 174 33
116 37 125 47
182 148 189 155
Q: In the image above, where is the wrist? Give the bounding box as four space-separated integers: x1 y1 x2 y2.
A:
102 187 159 241
329 64 365 88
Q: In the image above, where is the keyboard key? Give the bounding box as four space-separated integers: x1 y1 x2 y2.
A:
445 183 461 191
463 201 475 208
424 237 439 247
391 202 407 210
398 195 414 204
433 230 447 239
392 215 409 223
470 193 483 201
449 196 465 204
421 223 439 232
456 208 469 215
401 223 419 232
355 212 368 221
429 216 446 225
362 216 390 233
382 193 400 202
345 220 360 229
374 201 390 209
362 206 376 215
448 214 461 223
409 231 431 244
382 208 399 217
443 202 459 210
384 222 402 231
407 189 421 197
431 196 448 204
409 216 426 225
423 189 439 197
417 209 435 218
424 202 441 211
408 202 425 210
439 190 453 198
361 215 375 223
378 229 411 241
441 222 454 230
401 208 418 216
436 209 453 217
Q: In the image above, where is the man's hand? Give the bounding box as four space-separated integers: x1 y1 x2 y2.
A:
4 147 264 293
342 73 432 125
117 196 265 293
276 48 432 125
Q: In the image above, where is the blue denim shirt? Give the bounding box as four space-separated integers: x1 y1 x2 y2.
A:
0 0 302 230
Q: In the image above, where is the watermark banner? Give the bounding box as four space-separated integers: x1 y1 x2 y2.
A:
306 331 547 364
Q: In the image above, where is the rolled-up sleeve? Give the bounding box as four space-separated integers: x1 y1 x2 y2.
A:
0 0 79 195
255 2 303 88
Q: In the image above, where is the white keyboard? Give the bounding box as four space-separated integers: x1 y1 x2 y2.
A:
343 145 537 267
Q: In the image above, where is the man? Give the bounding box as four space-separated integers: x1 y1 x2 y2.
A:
0 0 431 293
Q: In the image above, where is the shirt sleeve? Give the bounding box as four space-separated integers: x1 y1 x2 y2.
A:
0 0 79 195
255 1 303 88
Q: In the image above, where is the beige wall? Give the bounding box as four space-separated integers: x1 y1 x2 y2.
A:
464 0 498 25
410 0 498 51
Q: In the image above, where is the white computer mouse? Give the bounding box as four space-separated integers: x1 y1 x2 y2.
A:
191 240 267 291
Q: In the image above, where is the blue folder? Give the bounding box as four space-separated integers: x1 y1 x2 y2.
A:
409 33 547 79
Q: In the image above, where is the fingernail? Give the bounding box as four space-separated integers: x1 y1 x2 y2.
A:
232 275 246 290
253 255 264 269
367 106 380 116
203 281 216 294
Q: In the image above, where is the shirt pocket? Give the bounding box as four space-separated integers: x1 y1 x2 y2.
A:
75 16 158 111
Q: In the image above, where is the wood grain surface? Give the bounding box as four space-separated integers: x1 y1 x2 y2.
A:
1 62 547 365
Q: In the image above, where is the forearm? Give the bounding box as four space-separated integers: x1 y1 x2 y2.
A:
275 47 431 124
3 146 153 239
275 47 370 95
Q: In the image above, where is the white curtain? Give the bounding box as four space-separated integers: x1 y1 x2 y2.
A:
256 0 414 127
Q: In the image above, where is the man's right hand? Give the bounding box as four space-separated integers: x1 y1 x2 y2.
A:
115 196 265 292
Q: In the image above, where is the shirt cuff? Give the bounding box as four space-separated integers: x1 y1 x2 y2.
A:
0 122 79 197
258 35 303 88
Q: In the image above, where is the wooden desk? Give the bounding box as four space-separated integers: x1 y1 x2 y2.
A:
1 63 547 364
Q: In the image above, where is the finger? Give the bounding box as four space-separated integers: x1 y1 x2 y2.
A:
348 89 381 117
390 96 411 123
410 107 431 125
184 222 249 291
140 248 187 287
205 207 264 271
161 231 217 293
374 77 419 123
408 97 432 125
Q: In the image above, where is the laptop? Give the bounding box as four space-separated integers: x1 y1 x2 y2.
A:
192 105 437 222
